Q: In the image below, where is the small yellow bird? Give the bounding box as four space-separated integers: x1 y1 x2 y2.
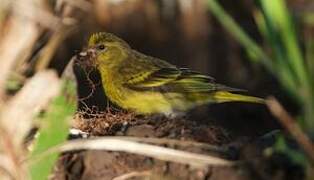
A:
79 32 264 115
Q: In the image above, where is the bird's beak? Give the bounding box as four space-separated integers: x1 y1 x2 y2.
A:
76 47 98 67
79 47 96 57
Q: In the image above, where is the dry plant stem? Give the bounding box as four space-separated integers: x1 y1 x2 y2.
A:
0 0 59 99
62 57 77 82
35 26 73 71
0 128 23 179
32 138 234 168
35 0 85 72
1 0 76 86
13 1 60 29
0 70 61 147
0 70 61 179
101 136 229 154
0 154 14 176
266 97 314 163
61 57 78 106
0 15 40 99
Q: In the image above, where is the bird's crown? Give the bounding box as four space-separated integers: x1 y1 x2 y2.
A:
88 32 129 48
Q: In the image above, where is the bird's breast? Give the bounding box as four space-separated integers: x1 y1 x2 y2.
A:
102 80 173 114
122 91 173 114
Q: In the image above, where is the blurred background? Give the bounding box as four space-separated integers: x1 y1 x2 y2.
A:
0 0 313 136
0 0 314 179
1 0 314 135
50 0 308 136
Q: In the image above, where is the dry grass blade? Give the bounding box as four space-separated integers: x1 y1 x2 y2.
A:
0 70 61 179
37 137 235 168
61 57 78 106
13 1 61 29
101 136 229 154
0 70 61 147
266 97 314 163
0 16 40 99
0 154 14 179
35 27 73 72
0 0 60 100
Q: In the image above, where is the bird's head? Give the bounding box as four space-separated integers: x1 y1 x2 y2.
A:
78 32 130 68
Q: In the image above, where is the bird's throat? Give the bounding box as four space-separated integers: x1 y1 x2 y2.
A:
98 66 127 107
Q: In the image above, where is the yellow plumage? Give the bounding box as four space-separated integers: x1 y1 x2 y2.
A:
80 32 264 115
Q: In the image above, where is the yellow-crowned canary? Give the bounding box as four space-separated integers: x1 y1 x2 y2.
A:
78 32 264 115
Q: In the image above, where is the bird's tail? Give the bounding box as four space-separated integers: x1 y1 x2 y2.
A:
211 91 265 104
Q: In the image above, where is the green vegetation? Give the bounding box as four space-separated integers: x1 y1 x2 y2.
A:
207 0 314 164
29 81 76 180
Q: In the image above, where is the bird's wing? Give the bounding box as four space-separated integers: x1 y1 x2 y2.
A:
171 68 218 92
125 67 181 88
169 68 243 92
125 67 243 93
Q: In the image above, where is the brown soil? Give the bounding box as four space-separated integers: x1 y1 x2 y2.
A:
51 110 304 180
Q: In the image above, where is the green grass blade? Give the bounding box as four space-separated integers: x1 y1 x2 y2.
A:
260 0 309 93
206 0 274 73
259 0 314 131
305 35 314 85
29 81 76 180
254 8 299 98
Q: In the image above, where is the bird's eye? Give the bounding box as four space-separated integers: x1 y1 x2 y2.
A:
97 44 106 50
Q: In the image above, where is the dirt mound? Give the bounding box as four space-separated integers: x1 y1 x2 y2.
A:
52 110 303 180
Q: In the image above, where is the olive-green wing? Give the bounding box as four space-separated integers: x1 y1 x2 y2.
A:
121 51 179 87
124 67 242 93
125 67 181 88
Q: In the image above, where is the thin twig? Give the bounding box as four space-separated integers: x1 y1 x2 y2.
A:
266 97 314 163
